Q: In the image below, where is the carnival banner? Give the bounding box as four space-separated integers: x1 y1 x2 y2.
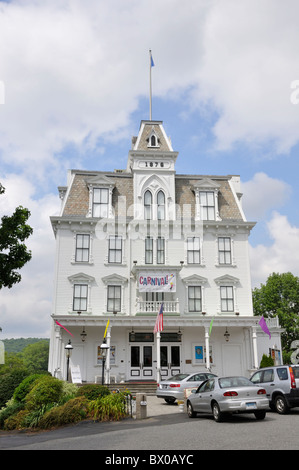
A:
138 272 176 292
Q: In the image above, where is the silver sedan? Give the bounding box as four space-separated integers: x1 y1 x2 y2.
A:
187 376 269 422
156 372 217 403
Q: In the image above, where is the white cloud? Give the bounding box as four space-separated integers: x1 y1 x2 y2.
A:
0 175 60 338
241 172 291 220
249 212 299 287
1 0 298 185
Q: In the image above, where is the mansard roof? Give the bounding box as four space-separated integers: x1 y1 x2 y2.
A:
58 170 245 222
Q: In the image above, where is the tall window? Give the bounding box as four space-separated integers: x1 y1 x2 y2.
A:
157 237 165 264
145 237 153 264
218 237 231 264
108 236 122 263
157 190 165 220
73 284 88 311
93 188 109 218
220 286 234 312
107 285 121 312
188 286 202 312
200 191 215 220
75 234 90 262
144 190 152 220
187 237 200 264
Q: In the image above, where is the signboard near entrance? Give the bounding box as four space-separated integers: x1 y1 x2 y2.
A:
138 272 176 292
71 364 82 384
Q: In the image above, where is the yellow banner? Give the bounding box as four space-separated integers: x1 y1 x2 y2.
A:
103 319 110 338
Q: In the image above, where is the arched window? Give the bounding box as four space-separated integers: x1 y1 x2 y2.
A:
151 135 157 146
144 190 152 220
157 190 165 220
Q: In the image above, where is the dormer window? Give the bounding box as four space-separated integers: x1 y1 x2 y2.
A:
93 188 109 218
192 178 221 221
199 191 215 220
147 128 160 148
86 175 115 219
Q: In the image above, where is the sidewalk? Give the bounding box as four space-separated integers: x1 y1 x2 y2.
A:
136 395 185 418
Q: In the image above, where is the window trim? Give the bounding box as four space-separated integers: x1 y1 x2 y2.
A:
187 237 201 264
75 234 90 263
108 235 123 264
188 286 202 313
73 284 88 311
107 285 122 313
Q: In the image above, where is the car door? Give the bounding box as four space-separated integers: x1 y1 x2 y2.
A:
193 379 215 412
251 368 274 399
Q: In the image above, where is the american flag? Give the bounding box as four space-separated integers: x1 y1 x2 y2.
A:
154 303 164 333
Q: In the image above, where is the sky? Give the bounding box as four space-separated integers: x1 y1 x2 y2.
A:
1 0 299 339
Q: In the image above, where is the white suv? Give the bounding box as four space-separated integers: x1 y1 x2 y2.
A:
250 365 299 414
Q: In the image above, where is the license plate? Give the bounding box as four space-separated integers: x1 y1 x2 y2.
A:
162 385 168 389
246 402 257 409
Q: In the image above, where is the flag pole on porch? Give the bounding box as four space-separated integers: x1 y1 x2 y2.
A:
154 302 164 383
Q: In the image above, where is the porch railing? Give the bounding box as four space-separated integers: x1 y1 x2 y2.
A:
136 299 180 314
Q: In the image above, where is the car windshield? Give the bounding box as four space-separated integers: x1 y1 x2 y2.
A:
168 374 189 382
219 377 253 388
206 373 217 379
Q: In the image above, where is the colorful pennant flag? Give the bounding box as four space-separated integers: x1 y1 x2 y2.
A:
209 317 214 337
259 316 271 339
150 53 155 67
103 319 110 339
55 320 74 337
154 302 164 333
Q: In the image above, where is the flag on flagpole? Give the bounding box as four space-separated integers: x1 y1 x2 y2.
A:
258 316 271 339
209 317 214 337
154 303 164 333
151 54 155 67
55 320 74 337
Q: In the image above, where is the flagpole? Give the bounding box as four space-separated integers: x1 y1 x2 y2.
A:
156 332 161 383
149 49 153 120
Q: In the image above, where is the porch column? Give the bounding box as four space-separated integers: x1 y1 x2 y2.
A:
252 325 258 369
156 332 161 383
205 326 210 371
106 327 111 384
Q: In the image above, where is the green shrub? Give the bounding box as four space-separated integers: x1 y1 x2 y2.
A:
0 400 24 429
260 354 275 368
88 393 128 421
25 376 63 410
59 381 78 405
13 373 46 403
39 397 89 429
0 369 29 408
4 409 31 431
76 384 110 401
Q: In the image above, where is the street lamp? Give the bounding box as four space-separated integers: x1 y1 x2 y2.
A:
100 339 110 385
64 340 73 381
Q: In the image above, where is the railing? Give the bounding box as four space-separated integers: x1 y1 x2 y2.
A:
136 299 180 314
265 317 280 328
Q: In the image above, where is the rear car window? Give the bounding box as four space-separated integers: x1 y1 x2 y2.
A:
276 367 288 380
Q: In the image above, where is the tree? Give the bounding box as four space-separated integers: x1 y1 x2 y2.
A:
252 272 299 353
0 184 33 289
21 341 49 373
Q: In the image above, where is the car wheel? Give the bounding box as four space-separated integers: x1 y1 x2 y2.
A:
254 410 266 420
164 398 176 404
274 395 289 414
212 402 223 422
187 401 196 418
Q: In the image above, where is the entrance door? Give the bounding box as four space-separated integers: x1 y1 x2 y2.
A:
130 345 154 379
160 344 181 379
222 344 243 376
